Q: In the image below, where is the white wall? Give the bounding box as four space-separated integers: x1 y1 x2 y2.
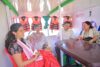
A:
0 1 12 67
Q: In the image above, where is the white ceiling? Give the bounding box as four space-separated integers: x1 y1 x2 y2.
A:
12 0 100 17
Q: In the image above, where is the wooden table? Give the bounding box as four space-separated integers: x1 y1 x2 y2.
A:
56 40 100 67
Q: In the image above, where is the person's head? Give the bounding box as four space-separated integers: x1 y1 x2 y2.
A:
35 25 41 32
11 23 24 39
5 23 24 49
82 21 93 31
42 43 48 49
42 43 51 51
63 21 72 30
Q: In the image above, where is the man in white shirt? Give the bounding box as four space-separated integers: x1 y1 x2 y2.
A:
58 21 75 40
56 21 75 66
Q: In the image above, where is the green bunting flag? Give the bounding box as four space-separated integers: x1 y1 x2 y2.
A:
48 0 74 16
2 0 19 16
43 16 50 29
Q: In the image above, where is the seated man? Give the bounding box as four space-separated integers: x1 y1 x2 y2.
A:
59 21 75 40
55 21 76 66
27 25 47 50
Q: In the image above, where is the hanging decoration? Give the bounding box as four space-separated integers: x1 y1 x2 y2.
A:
1 0 19 16
50 16 59 30
64 16 70 22
32 16 42 30
43 16 50 29
47 0 74 16
89 11 92 17
20 16 30 31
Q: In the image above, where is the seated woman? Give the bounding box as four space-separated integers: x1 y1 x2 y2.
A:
78 21 99 44
5 23 60 67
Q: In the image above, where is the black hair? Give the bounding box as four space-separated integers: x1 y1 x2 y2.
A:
63 21 72 27
42 43 48 49
5 23 22 50
83 21 93 29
